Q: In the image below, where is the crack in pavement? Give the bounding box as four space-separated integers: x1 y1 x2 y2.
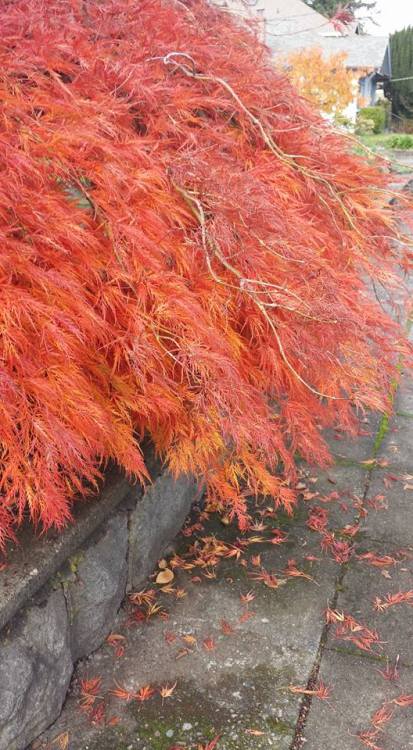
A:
289 413 390 750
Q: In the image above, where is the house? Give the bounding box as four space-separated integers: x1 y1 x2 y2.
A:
215 0 391 118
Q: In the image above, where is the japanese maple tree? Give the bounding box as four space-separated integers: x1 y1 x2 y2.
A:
283 48 354 117
0 0 411 549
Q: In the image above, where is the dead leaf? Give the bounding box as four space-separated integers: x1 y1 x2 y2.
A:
107 716 121 726
175 648 190 660
239 610 256 623
160 681 178 701
156 568 174 585
182 634 197 646
198 736 220 750
220 619 235 635
203 637 216 651
52 733 69 750
392 694 413 707
136 685 155 702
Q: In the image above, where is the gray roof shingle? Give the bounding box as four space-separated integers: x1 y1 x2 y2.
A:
268 28 390 70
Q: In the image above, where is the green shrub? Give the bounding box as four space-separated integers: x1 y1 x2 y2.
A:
334 113 354 130
355 117 375 135
377 99 391 129
388 134 413 149
357 106 386 134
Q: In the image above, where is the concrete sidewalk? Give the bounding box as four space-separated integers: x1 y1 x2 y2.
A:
301 373 413 750
33 366 413 750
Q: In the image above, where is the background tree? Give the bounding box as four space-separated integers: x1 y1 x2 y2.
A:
387 27 413 119
284 48 354 117
303 0 376 26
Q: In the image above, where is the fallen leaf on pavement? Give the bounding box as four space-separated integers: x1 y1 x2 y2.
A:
156 568 174 585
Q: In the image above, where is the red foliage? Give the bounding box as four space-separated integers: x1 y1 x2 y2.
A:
326 609 382 653
0 0 411 547
330 5 355 32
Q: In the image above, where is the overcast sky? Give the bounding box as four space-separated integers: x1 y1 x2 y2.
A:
363 0 413 35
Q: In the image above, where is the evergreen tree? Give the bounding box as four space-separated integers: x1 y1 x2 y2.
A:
304 0 376 23
388 27 413 119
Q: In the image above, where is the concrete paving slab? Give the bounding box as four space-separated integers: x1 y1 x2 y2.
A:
367 373 413 473
295 464 370 532
355 377 413 547
35 510 340 750
298 377 413 750
322 411 381 464
326 545 413 667
302 652 413 750
361 474 413 548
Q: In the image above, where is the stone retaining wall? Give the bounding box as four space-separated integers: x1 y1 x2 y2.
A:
0 458 198 750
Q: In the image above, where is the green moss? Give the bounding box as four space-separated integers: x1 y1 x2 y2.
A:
266 716 295 734
396 410 413 418
372 412 390 456
68 551 84 575
51 552 84 590
85 668 298 750
50 569 75 592
371 359 404 457
328 645 386 663
135 717 217 750
83 725 133 750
